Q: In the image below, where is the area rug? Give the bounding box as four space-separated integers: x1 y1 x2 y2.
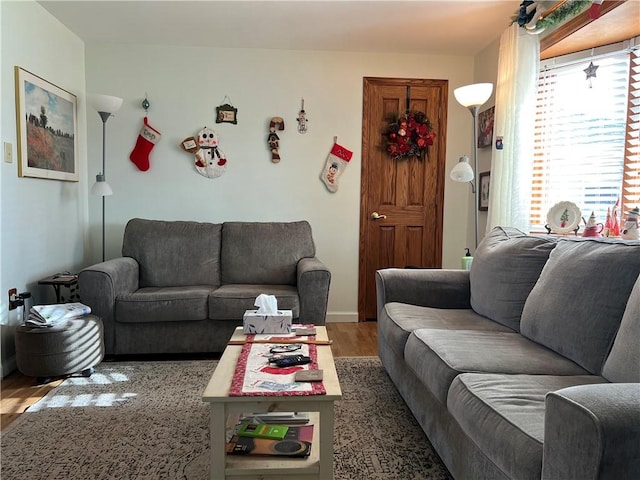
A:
1 357 451 479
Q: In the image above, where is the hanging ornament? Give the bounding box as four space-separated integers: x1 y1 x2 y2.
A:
215 95 238 124
297 98 308 134
268 117 285 163
584 61 599 88
588 0 603 19
180 126 227 179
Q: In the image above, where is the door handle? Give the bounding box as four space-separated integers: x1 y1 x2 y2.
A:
371 212 387 220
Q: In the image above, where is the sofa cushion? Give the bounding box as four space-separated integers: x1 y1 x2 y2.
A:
405 329 588 405
122 218 222 288
116 286 212 323
602 274 640 383
379 302 514 359
221 221 315 285
208 284 299 320
521 239 640 374
448 373 608 480
470 226 557 331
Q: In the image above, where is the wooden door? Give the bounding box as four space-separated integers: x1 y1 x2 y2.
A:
358 77 448 321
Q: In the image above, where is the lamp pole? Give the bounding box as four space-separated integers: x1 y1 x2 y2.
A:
99 112 110 262
453 83 493 250
89 93 122 264
470 105 480 249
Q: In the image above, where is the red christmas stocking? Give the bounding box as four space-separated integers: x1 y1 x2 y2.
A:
129 117 161 171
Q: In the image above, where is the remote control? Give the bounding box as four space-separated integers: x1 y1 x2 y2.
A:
273 355 312 367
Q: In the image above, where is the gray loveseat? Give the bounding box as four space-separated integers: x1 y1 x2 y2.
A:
79 219 330 355
377 226 640 479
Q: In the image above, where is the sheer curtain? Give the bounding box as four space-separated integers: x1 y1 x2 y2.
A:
486 24 540 232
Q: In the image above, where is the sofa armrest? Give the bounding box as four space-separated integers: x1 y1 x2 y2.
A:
376 268 471 315
78 257 139 354
542 383 640 480
297 256 331 325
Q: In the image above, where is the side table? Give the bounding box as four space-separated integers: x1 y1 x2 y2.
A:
15 315 104 383
38 274 78 303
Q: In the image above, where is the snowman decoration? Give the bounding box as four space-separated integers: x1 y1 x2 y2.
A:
180 126 227 179
621 207 639 240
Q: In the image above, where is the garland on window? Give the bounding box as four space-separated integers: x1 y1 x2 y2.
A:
515 0 591 34
384 111 436 161
536 0 590 30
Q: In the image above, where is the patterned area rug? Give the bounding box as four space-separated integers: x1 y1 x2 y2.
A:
1 357 451 479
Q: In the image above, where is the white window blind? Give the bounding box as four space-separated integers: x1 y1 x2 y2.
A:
530 47 640 232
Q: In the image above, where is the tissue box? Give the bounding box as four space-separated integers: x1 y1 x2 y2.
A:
243 310 293 334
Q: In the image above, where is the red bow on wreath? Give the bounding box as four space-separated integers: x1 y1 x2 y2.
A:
385 111 436 160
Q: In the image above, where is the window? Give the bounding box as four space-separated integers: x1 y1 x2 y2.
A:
530 42 640 233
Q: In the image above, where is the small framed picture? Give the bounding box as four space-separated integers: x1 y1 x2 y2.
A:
479 171 490 211
216 103 238 124
15 67 78 181
477 106 494 149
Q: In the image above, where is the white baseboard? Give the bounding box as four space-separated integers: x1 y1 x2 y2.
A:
325 313 358 323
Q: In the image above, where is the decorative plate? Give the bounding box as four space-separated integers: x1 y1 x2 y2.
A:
546 201 582 234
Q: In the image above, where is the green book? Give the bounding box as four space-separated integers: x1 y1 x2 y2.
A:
236 423 289 440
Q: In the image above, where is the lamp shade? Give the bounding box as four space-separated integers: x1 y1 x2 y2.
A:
88 93 123 114
450 155 474 183
453 83 493 108
90 173 113 196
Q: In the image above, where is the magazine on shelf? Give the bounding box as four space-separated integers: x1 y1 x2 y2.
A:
227 424 314 457
25 302 91 327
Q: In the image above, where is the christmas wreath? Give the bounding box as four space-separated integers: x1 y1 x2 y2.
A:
384 111 436 160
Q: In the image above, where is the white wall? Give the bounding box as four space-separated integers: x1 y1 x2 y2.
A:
84 43 478 322
0 2 502 375
0 0 87 375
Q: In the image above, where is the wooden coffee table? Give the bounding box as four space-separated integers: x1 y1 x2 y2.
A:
202 326 342 480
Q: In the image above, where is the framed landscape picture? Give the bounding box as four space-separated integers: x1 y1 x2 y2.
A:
477 106 494 149
15 67 78 181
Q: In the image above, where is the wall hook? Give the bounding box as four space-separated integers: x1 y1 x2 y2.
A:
141 93 150 113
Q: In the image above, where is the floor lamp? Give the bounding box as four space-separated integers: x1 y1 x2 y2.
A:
89 94 123 262
450 83 493 249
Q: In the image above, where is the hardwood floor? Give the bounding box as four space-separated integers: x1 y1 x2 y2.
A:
0 321 378 433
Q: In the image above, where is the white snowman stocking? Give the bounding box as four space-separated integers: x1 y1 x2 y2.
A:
320 142 352 193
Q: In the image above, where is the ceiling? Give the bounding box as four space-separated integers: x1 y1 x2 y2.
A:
38 1 524 56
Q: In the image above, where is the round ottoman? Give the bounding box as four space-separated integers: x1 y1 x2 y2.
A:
15 315 104 380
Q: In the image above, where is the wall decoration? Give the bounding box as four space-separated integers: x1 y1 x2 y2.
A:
129 117 161 172
477 106 494 149
180 126 227 178
320 139 353 193
268 117 285 163
15 66 78 181
384 111 436 161
479 171 490 211
216 104 237 124
297 98 308 134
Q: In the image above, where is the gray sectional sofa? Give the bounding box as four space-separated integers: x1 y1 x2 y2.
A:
377 226 640 479
78 219 330 355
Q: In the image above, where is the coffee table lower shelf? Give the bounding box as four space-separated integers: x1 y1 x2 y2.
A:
225 412 321 479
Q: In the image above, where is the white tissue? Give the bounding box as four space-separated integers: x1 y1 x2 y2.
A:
254 294 278 315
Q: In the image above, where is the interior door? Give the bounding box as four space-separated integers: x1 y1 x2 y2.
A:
358 77 448 321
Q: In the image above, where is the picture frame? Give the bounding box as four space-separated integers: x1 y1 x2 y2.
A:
216 103 238 124
15 67 78 181
477 106 494 149
479 171 490 211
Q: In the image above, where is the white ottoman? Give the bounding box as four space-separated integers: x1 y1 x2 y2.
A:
15 315 104 381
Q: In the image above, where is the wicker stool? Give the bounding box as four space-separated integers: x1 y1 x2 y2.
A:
15 315 104 382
